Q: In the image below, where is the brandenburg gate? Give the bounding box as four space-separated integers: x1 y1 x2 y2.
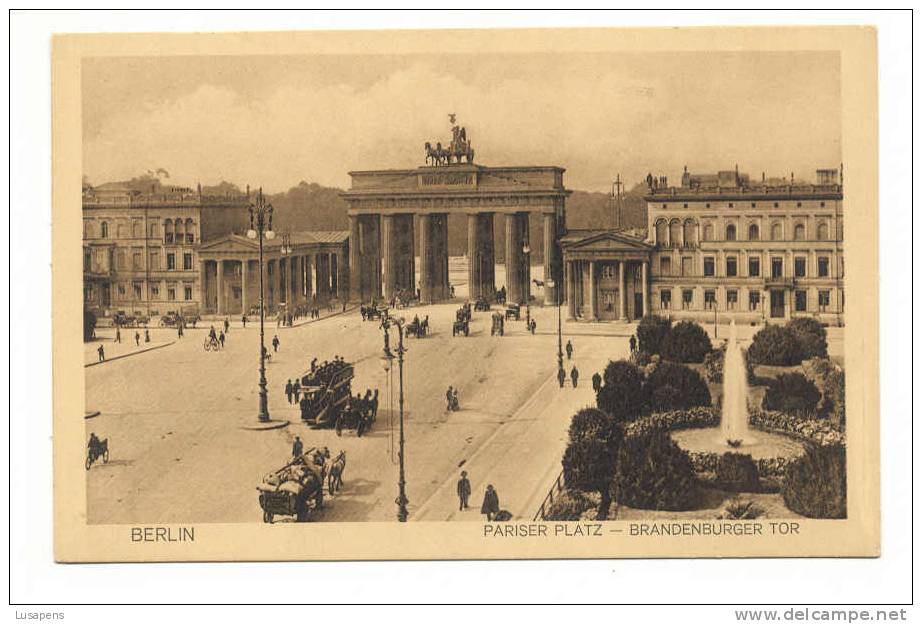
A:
342 162 570 306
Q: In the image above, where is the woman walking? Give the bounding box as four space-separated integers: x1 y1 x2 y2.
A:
481 484 500 521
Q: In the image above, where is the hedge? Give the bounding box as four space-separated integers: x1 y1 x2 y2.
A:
782 443 847 518
660 320 713 363
636 315 672 355
644 361 712 410
762 372 822 416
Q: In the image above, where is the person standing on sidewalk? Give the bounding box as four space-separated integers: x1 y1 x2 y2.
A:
292 378 301 404
592 371 602 394
219 331 225 349
272 334 280 353
292 435 303 459
557 366 566 389
457 471 471 511
134 331 140 346
629 334 637 353
224 317 230 334
97 344 105 362
285 379 293 404
115 326 121 343
241 313 247 328
144 328 150 343
565 339 573 360
570 365 580 389
481 484 500 522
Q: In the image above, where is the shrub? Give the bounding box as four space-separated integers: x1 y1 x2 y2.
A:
644 362 712 411
597 360 648 421
748 324 803 366
615 430 699 511
661 320 713 363
718 499 765 520
704 345 755 384
629 349 652 369
716 452 761 492
762 372 822 416
801 357 846 427
782 443 846 518
83 309 97 342
787 317 828 360
562 408 623 519
636 314 672 355
543 489 596 521
649 385 683 413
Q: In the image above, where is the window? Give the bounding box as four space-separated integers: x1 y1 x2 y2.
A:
726 289 738 309
681 256 693 277
183 253 193 271
660 290 671 310
133 283 142 300
185 219 195 244
794 257 807 278
116 249 128 270
167 285 176 301
184 286 193 301
748 223 760 240
704 290 716 309
819 290 830 311
660 256 671 276
748 291 761 311
726 256 738 277
817 221 829 240
703 257 715 277
818 257 830 278
655 220 668 245
725 224 737 241
132 251 142 270
771 222 782 241
100 222 109 238
83 249 91 272
117 284 126 297
175 219 184 242
702 224 713 241
149 221 159 238
164 220 174 244
167 253 176 271
117 222 127 238
793 223 806 241
771 257 783 278
683 220 696 246
682 289 693 310
748 257 760 277
151 284 160 299
669 221 682 247
149 251 160 270
132 220 143 238
795 290 807 312
84 285 93 303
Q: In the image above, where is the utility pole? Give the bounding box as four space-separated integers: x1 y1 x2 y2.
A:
611 173 624 230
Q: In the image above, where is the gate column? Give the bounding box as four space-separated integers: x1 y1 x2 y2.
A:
382 214 396 301
418 213 432 304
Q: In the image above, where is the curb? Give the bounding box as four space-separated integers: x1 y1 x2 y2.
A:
85 410 101 419
85 341 176 368
240 419 291 431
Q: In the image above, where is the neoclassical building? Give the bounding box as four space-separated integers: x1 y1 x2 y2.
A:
561 167 844 326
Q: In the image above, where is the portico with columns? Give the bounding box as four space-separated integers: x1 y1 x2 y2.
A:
559 230 653 322
342 163 570 306
197 231 349 316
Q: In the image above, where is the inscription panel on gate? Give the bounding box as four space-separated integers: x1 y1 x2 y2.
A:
417 170 478 189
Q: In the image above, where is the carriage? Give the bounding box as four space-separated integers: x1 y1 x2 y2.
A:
85 436 109 470
490 312 505 336
455 303 472 323
504 303 521 320
256 451 325 523
300 363 355 428
158 311 182 327
362 304 388 321
473 297 491 312
335 400 373 437
452 318 470 337
113 311 141 328
405 316 429 338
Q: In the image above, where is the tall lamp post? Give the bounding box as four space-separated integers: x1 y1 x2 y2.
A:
546 276 564 377
381 317 409 522
247 188 276 423
522 240 531 324
280 232 292 319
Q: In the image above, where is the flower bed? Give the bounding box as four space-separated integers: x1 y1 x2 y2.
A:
624 407 719 438
749 410 845 447
688 450 796 478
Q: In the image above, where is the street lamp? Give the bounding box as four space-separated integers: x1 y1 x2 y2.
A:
546 277 564 379
380 316 409 522
522 241 531 324
279 233 292 315
247 188 275 423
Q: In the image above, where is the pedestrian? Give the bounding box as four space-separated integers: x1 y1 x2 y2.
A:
557 366 566 388
218 331 225 349
311 358 317 373
629 334 637 353
285 379 293 404
224 317 230 334
134 331 140 346
177 321 184 338
457 471 471 511
144 328 150 343
530 318 537 334
592 371 602 394
445 386 454 411
272 334 280 352
565 339 573 360
452 388 460 411
241 314 247 328
292 435 303 459
481 484 500 522
115 327 121 343
570 365 579 389
292 378 301 403
97 344 105 362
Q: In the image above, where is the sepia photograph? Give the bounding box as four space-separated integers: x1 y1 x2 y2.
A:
48 23 880 563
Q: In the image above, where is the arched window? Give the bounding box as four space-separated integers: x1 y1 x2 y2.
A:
163 219 174 243
748 223 760 241
655 219 668 245
771 222 782 241
185 218 195 244
669 220 682 247
702 223 713 242
817 221 829 240
793 223 805 241
174 218 184 242
725 223 737 241
683 219 697 246
100 221 108 239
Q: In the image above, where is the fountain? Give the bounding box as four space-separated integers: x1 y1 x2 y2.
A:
721 320 751 446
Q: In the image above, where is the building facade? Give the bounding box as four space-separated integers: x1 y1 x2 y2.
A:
561 166 845 326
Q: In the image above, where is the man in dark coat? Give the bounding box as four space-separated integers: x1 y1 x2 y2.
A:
285 379 293 404
272 334 280 352
557 366 566 388
446 386 454 411
97 344 105 362
115 327 121 343
456 471 471 511
570 366 579 389
224 317 230 334
592 371 602 394
144 328 150 343
481 484 500 521
565 340 573 360
134 331 140 346
241 314 247 328
629 334 637 353
292 435 303 459
218 331 225 348
292 379 301 403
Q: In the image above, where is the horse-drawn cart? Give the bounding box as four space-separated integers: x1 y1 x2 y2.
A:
405 315 429 338
300 362 354 428
257 452 325 523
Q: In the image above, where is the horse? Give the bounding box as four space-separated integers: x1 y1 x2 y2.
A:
327 450 347 495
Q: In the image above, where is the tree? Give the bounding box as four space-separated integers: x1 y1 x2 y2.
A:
787 317 829 360
762 372 822 416
636 314 672 355
596 360 648 421
644 361 712 411
660 320 713 363
615 430 699 511
562 408 624 519
782 444 846 518
747 324 803 366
